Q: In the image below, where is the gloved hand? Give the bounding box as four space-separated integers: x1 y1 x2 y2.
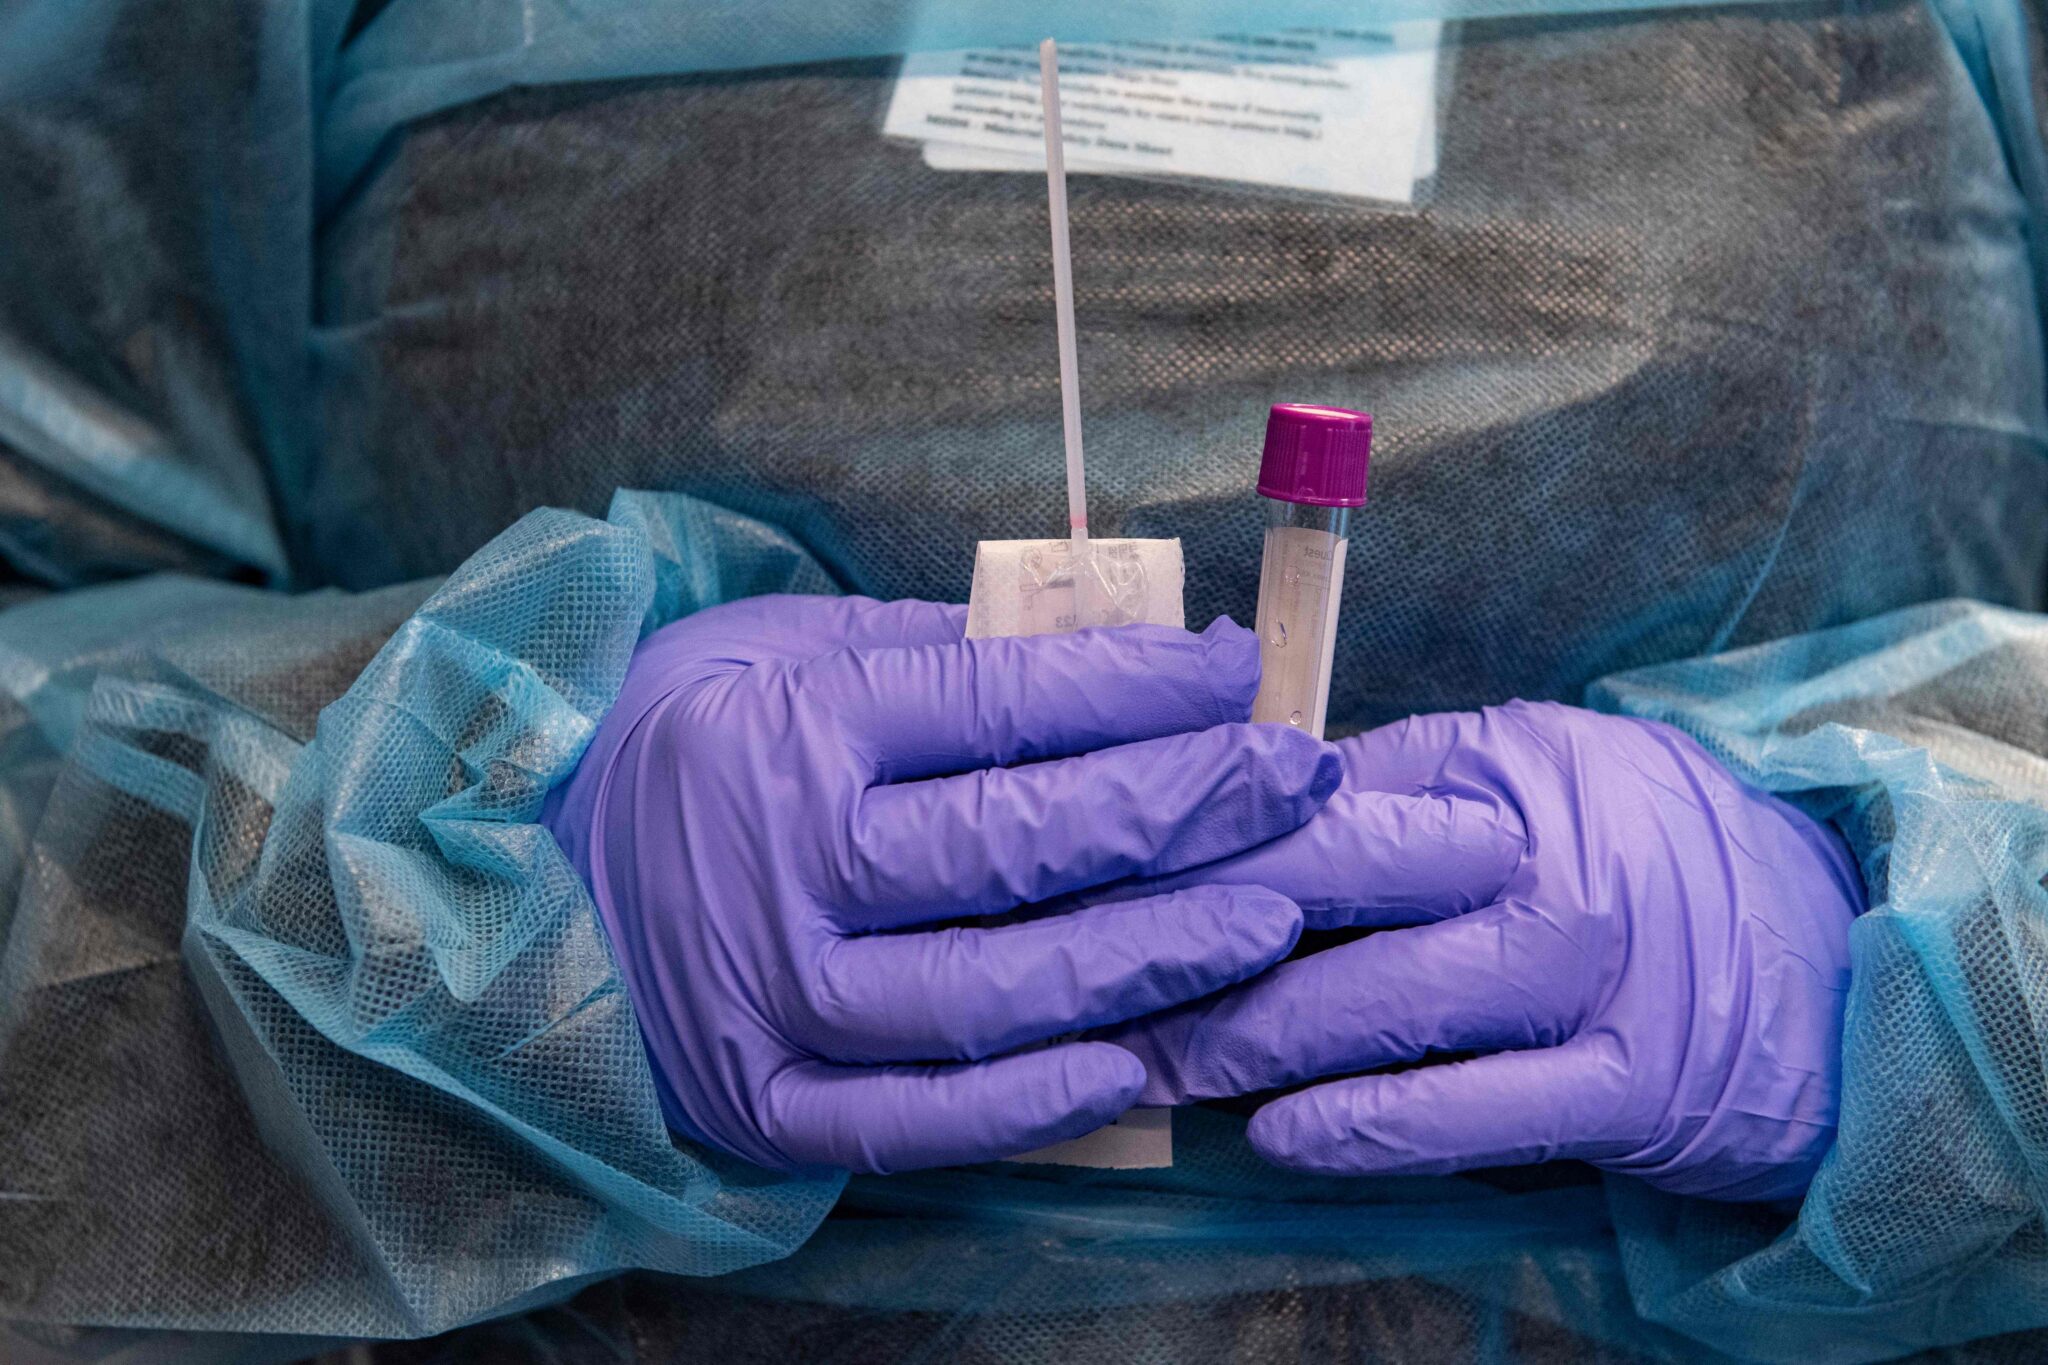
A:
1100 700 1862 1200
541 595 1341 1175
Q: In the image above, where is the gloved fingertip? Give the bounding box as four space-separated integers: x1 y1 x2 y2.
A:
1310 741 1344 805
1056 1042 1147 1123
1245 1100 1307 1166
1197 616 1261 719
1250 724 1346 819
1247 1097 1350 1175
1164 882 1303 977
1229 885 1306 966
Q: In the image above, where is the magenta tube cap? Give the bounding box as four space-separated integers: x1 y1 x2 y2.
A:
1257 403 1372 506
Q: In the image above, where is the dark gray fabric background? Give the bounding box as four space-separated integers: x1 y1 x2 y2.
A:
313 0 2048 734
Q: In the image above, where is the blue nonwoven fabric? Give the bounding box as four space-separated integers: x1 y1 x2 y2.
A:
0 491 842 1340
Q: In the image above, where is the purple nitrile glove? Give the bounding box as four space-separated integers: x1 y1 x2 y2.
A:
540 595 1341 1175
1099 700 1863 1201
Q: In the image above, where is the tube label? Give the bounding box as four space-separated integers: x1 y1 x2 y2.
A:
1252 525 1347 740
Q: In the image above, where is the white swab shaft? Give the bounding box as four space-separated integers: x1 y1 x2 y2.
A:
1039 38 1089 555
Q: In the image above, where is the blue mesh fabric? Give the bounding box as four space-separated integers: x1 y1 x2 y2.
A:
1592 603 2048 1362
184 491 845 1328
0 492 841 1340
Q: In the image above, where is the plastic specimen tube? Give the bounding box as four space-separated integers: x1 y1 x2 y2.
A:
1251 404 1373 739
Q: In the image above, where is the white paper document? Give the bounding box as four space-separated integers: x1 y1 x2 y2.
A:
886 25 1443 204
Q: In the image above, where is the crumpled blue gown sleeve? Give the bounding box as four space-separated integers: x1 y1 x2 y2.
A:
0 490 847 1341
1588 598 2048 1361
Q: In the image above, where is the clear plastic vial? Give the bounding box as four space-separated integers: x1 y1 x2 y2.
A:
1250 404 1373 740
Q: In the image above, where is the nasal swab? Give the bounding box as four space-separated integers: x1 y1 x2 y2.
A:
1038 38 1095 624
